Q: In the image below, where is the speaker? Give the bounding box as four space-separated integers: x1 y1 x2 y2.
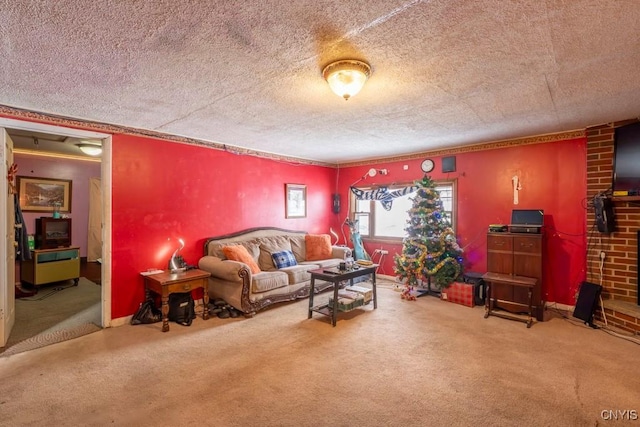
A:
593 196 615 233
442 156 456 172
572 281 602 327
332 194 340 214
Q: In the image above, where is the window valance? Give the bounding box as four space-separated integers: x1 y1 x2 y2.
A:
350 184 419 211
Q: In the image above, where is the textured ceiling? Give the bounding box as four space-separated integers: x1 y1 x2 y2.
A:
1 1 639 164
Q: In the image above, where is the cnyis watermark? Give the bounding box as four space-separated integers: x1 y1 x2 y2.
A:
601 409 638 421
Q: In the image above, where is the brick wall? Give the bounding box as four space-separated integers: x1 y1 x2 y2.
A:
586 120 639 334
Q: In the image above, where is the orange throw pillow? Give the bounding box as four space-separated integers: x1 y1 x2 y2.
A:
222 245 261 274
305 234 332 261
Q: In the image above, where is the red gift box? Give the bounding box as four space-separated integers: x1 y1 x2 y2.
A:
441 282 475 307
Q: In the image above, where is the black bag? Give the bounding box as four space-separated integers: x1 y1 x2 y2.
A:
168 292 196 326
131 298 162 325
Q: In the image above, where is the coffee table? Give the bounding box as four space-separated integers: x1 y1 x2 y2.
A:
307 265 377 326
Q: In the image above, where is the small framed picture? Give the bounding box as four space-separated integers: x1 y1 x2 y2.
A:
17 176 73 213
285 184 307 218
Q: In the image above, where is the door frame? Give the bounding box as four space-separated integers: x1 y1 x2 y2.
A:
0 117 113 329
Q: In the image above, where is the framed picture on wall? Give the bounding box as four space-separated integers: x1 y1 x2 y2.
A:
17 176 72 213
285 183 307 218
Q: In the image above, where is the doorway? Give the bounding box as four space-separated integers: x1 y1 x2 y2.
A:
0 118 112 353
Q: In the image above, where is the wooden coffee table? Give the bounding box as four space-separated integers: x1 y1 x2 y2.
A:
142 269 211 332
308 265 377 327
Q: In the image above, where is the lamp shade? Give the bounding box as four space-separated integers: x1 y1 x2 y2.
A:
322 60 371 100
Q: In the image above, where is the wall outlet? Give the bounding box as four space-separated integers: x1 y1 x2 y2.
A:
600 251 606 260
380 249 389 255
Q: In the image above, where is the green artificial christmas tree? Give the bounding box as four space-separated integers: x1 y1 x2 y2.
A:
394 175 464 300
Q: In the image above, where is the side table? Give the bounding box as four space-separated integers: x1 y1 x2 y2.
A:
142 269 211 332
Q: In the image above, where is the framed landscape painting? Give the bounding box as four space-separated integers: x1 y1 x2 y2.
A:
17 176 72 213
285 183 307 218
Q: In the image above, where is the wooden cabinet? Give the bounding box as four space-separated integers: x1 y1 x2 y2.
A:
487 233 543 321
21 246 80 287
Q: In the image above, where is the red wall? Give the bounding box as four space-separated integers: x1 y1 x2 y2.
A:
111 134 336 318
3 110 589 316
336 137 587 306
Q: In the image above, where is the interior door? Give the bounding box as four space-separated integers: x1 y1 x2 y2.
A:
1 129 16 347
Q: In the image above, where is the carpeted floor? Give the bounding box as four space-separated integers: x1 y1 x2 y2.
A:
0 281 638 426
1 278 102 356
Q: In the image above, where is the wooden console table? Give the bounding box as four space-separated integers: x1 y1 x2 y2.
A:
142 269 211 332
482 272 537 328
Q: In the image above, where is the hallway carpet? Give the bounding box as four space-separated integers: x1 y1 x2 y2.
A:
2 278 101 355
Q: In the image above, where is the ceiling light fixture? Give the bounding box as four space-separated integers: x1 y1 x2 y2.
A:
78 144 102 156
322 59 371 100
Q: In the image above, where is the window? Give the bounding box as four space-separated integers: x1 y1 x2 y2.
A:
352 180 456 240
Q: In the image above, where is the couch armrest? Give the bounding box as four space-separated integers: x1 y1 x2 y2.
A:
198 256 250 283
331 245 352 260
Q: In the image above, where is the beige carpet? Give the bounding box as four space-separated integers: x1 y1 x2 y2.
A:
1 278 101 356
0 283 638 426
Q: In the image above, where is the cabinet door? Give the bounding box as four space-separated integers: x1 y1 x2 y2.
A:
513 236 542 279
513 235 542 309
491 282 513 301
487 235 513 274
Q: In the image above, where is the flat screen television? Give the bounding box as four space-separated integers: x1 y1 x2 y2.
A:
510 209 544 226
613 121 640 194
35 217 72 249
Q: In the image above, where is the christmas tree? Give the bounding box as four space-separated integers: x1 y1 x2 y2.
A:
394 176 464 300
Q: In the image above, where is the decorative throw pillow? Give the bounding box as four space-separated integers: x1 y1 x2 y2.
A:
258 236 293 271
305 234 332 261
271 250 298 269
222 245 261 274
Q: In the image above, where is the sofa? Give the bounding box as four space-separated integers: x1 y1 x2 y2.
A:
198 227 352 317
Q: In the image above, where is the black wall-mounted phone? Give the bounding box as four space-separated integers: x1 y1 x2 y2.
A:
332 194 341 214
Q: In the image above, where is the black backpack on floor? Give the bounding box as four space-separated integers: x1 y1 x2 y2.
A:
168 292 196 326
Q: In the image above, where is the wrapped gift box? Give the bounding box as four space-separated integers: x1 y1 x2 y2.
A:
329 295 365 312
441 282 475 307
337 290 361 300
344 285 373 304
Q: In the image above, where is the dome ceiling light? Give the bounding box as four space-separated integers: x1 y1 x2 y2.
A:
322 59 371 100
77 143 102 156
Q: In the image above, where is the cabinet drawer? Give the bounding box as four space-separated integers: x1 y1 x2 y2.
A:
36 249 79 263
513 236 541 254
36 259 80 284
487 235 512 251
165 278 205 293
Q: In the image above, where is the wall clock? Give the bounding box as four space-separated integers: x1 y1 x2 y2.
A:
421 159 434 173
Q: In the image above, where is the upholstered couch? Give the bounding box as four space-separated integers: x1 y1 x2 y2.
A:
198 227 352 317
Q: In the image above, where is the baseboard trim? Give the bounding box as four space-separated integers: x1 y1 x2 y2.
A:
110 316 132 328
545 301 575 313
